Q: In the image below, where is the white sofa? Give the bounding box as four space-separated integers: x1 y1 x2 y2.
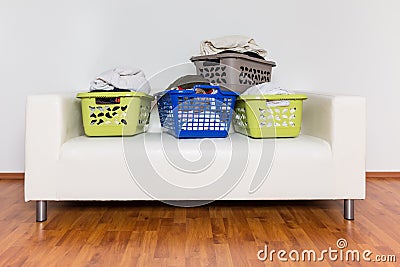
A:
25 92 366 222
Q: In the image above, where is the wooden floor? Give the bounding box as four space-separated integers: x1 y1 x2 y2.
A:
0 178 398 266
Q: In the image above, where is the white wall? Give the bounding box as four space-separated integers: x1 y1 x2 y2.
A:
0 0 399 172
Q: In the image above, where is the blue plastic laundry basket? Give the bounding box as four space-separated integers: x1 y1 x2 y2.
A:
156 85 238 138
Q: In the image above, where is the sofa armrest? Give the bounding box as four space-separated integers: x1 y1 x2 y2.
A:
301 92 366 198
301 92 366 149
25 93 83 159
25 93 83 200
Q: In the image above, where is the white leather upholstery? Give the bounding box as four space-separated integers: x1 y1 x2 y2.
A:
25 92 366 201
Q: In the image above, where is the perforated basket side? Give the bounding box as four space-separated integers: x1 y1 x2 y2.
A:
78 93 153 136
156 89 237 138
233 98 305 138
192 54 275 93
157 93 174 130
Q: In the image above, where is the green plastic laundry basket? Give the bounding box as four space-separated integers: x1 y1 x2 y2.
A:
233 94 307 138
76 92 154 137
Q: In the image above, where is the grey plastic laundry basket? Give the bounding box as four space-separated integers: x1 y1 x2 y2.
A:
191 53 276 93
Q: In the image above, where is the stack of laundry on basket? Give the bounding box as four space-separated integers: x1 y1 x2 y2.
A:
191 35 277 93
74 35 308 140
76 68 154 137
190 35 307 138
156 75 238 138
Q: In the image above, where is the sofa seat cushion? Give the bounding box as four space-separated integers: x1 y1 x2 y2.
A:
57 133 334 200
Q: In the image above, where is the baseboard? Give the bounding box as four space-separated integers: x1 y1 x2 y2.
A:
0 172 399 180
366 172 400 178
0 173 25 180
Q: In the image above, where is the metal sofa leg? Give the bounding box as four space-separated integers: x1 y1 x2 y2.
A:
36 201 47 222
344 199 354 220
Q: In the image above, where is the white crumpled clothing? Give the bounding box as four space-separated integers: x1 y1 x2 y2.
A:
90 67 151 93
241 82 291 95
200 35 267 58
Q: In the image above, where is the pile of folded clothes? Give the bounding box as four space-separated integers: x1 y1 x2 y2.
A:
200 35 267 59
89 67 151 93
191 35 276 93
241 82 290 95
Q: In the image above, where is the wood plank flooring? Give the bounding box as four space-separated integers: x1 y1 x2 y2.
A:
0 178 399 266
